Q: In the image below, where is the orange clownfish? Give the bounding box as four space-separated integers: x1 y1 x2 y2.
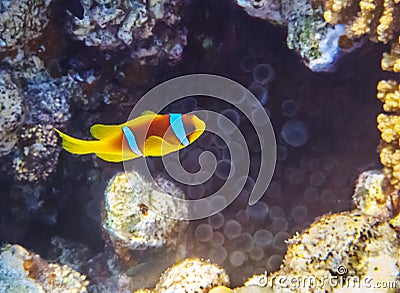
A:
55 111 206 162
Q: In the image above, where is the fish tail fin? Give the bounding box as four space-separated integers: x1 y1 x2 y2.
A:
55 128 103 155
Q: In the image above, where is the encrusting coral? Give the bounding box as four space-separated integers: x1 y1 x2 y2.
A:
0 0 53 52
135 258 230 293
0 244 89 292
208 171 400 293
68 0 189 65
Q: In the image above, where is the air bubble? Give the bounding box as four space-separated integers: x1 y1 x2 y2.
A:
209 246 228 263
282 100 299 117
320 189 335 203
210 195 227 212
284 167 306 185
290 205 307 223
195 224 213 242
208 213 225 230
246 201 269 221
249 247 264 261
229 251 246 267
304 187 319 202
267 255 283 271
277 145 288 161
235 209 250 224
253 64 275 85
213 136 228 150
281 119 308 147
236 233 255 251
251 107 269 126
217 115 236 135
249 83 268 105
229 141 246 162
273 232 290 250
223 219 242 240
268 206 285 220
216 159 233 180
211 231 225 246
253 229 273 248
187 184 206 200
309 171 326 187
272 218 288 232
240 55 258 72
221 109 241 126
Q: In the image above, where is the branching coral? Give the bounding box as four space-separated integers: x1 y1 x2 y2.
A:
323 0 400 43
323 0 400 214
382 36 400 72
377 81 400 192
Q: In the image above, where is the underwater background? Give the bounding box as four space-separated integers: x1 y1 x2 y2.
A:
0 0 399 292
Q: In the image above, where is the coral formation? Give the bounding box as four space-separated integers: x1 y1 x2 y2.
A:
323 0 400 43
69 0 189 64
352 170 392 219
235 0 348 71
0 0 53 52
0 70 24 155
382 37 400 72
103 171 188 252
136 258 230 293
207 169 400 293
0 53 81 182
377 79 400 199
0 244 89 292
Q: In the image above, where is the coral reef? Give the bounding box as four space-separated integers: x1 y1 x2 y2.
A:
352 170 392 219
68 0 189 65
207 170 400 292
0 53 81 183
382 36 400 72
136 258 230 293
102 171 188 252
0 0 53 52
0 244 89 292
323 0 400 43
234 0 348 71
0 70 24 155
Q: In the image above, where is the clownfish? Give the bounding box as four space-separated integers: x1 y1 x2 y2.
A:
55 111 206 162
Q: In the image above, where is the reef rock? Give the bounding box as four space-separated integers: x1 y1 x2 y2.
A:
69 0 189 65
103 171 188 252
0 0 53 52
0 70 24 156
135 258 230 293
0 244 89 292
234 0 349 71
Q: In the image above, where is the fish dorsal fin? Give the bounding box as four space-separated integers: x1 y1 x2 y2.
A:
142 110 157 116
143 135 181 157
90 124 124 140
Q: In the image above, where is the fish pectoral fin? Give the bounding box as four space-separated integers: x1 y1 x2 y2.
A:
90 124 124 139
143 135 181 157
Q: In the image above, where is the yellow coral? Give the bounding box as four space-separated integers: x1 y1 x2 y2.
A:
382 37 400 72
323 0 400 44
377 80 400 111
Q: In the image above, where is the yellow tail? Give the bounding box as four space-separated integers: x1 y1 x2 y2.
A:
54 128 103 155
